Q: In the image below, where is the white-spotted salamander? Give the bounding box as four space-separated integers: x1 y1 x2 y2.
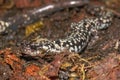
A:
22 5 113 56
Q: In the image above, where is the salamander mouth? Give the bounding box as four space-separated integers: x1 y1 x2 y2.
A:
23 47 41 56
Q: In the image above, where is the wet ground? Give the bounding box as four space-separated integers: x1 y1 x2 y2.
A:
0 0 120 80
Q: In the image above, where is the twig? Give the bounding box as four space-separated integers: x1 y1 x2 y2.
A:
1 0 89 31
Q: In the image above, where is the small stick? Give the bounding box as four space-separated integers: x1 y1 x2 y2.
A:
1 0 89 32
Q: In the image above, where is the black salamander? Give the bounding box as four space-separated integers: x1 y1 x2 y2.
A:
22 6 113 56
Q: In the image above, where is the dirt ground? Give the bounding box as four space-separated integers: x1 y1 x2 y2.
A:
0 0 120 80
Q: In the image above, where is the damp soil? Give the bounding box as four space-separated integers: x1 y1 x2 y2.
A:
0 0 120 80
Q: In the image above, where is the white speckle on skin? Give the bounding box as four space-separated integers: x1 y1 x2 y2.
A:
22 6 113 55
